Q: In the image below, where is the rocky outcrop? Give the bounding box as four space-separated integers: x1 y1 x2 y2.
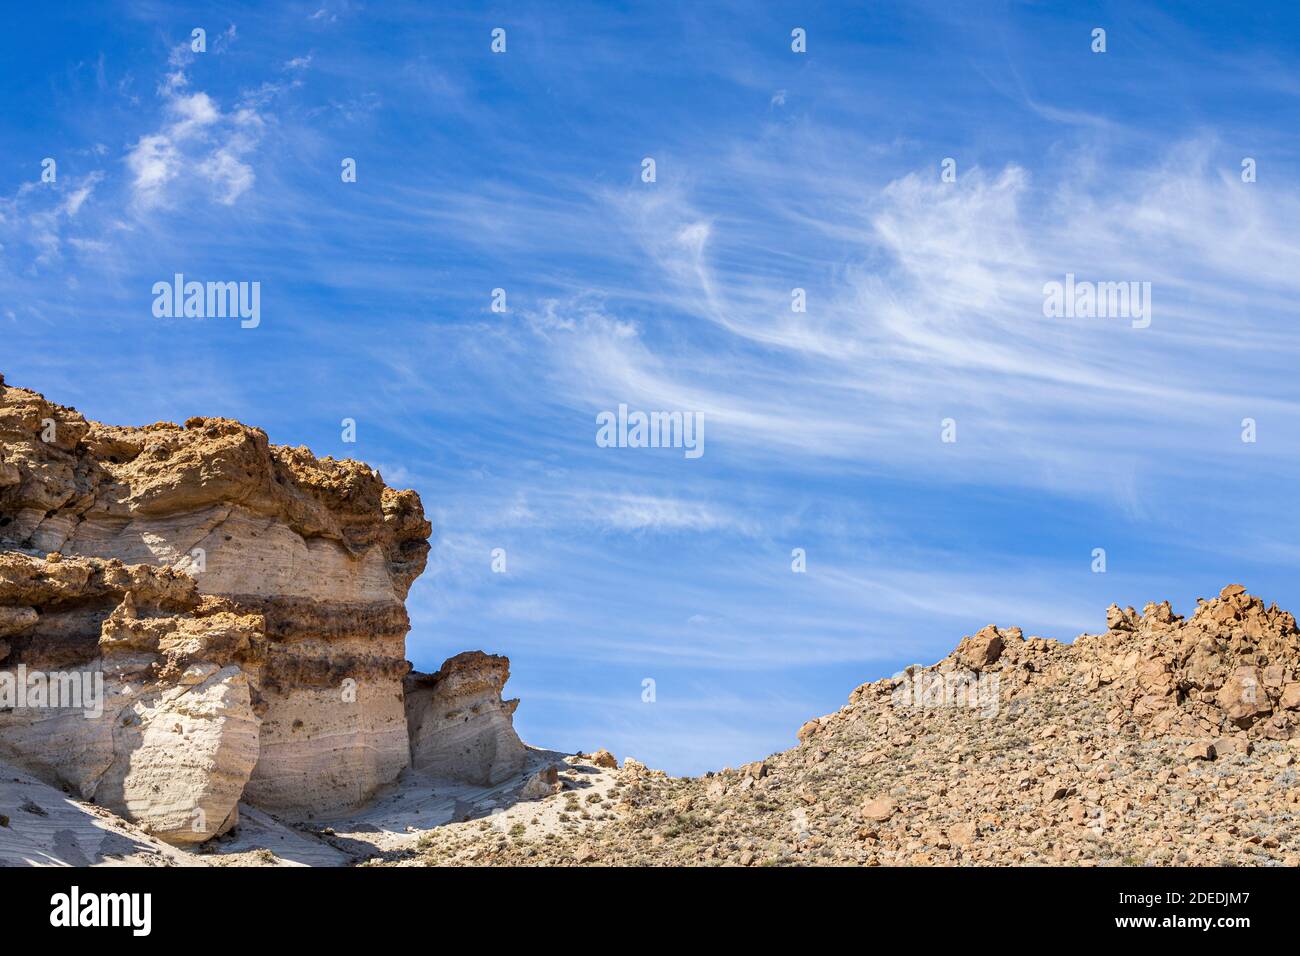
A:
0 551 263 843
0 376 522 843
405 651 528 785
1063 585 1299 741
954 624 1008 671
405 585 1300 868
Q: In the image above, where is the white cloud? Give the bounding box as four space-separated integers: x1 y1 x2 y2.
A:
0 171 105 267
59 172 102 217
593 493 751 534
125 83 261 210
171 91 220 133
197 148 256 205
125 134 181 207
519 141 1300 504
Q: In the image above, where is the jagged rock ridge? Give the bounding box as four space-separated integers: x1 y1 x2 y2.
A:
404 585 1300 867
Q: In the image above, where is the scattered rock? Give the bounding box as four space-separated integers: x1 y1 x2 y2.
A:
796 719 821 742
1184 741 1216 761
948 822 977 846
1042 781 1070 802
1213 735 1253 757
860 797 895 822
1107 604 1138 631
519 766 561 801
1281 684 1300 711
376 584 1300 869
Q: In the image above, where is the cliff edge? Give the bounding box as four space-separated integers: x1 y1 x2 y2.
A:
0 375 525 844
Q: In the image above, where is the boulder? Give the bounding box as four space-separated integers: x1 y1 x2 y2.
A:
957 625 1005 670
519 766 561 801
861 797 895 822
1281 683 1300 711
1184 741 1216 761
948 822 978 846
1217 667 1271 728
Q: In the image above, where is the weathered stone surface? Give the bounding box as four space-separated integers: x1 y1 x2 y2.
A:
98 663 261 844
0 377 525 841
1217 667 1271 728
948 822 977 846
402 586 1300 868
0 605 37 638
0 756 202 866
0 551 264 842
404 651 528 785
519 765 561 800
1184 740 1216 761
956 625 1007 670
860 797 895 822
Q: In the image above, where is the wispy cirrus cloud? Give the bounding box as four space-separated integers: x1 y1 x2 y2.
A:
506 137 1300 503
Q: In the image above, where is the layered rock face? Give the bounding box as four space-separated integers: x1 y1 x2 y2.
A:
0 376 521 843
0 552 262 842
405 651 528 785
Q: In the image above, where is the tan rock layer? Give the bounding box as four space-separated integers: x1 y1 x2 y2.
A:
0 376 529 843
0 376 431 588
0 553 264 843
405 651 529 785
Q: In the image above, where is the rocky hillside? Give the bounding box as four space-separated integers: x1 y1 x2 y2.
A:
0 376 527 845
400 585 1300 866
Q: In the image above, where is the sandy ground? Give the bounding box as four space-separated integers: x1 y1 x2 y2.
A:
0 761 195 866
0 748 621 867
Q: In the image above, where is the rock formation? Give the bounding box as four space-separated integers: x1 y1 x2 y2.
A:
406 585 1300 867
0 552 262 842
0 376 523 844
404 651 528 785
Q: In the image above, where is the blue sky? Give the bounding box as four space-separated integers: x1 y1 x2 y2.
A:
4 1 1300 774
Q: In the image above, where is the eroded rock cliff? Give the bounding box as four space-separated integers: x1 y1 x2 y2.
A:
0 376 522 844
405 651 528 785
